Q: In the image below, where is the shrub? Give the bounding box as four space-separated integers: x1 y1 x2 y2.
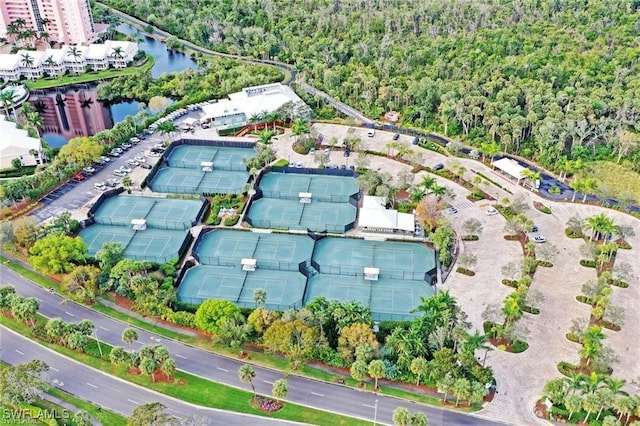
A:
549 185 562 195
579 259 597 268
565 228 584 239
565 333 580 343
170 311 196 328
456 267 475 276
224 215 240 226
497 344 507 351
611 280 629 288
537 260 553 267
210 216 222 226
511 340 528 353
461 235 479 241
272 159 289 167
501 279 518 288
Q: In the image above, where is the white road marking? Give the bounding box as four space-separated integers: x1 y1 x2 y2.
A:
363 404 376 408
216 367 228 372
15 349 24 355
50 367 59 372
99 326 109 331
310 392 325 397
175 354 187 359
262 380 274 385
127 399 139 405
64 311 75 317
87 382 98 388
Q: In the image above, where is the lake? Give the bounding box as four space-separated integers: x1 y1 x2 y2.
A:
34 23 198 147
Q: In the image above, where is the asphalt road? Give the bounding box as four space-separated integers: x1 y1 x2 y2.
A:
3 266 506 426
0 326 294 425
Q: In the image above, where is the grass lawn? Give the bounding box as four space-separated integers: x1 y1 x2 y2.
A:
0 315 369 425
24 54 155 90
581 161 640 204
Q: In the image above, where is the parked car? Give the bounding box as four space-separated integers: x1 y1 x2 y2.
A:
140 163 152 169
105 179 119 187
367 129 375 137
531 225 539 233
109 150 120 157
393 133 400 140
432 163 444 171
82 166 95 174
486 207 498 216
72 172 84 181
126 159 139 167
134 155 146 163
309 148 316 155
99 156 110 163
533 236 547 243
119 165 132 173
121 143 132 149
93 182 106 191
129 137 140 144
339 164 346 170
295 162 303 168
445 207 458 215
113 169 127 177
344 149 350 157
114 147 123 154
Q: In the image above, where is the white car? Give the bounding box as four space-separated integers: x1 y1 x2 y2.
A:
99 156 110 163
134 155 146 163
82 166 95 174
119 165 132 173
113 169 127 177
486 207 498 216
126 159 139 167
533 236 547 243
445 207 458 215
93 182 106 191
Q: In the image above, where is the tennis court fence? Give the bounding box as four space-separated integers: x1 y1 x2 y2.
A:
309 260 427 280
243 216 354 234
259 190 354 203
196 255 302 273
93 215 195 230
168 159 248 172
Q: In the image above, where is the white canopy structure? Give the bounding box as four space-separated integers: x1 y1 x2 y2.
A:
491 158 525 182
364 267 380 281
131 219 147 230
358 196 415 234
241 258 257 271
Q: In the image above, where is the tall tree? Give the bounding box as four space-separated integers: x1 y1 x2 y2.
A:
238 364 256 395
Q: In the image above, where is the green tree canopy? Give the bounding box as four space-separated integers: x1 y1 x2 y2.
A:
194 299 242 334
29 234 88 274
57 137 103 167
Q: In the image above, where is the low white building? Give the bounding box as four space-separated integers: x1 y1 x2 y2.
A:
201 83 311 131
0 114 43 169
0 41 139 82
491 157 525 183
358 196 416 234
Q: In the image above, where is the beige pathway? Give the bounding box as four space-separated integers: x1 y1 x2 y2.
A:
273 124 640 424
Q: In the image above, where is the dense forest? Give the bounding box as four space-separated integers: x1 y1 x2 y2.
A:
98 0 640 170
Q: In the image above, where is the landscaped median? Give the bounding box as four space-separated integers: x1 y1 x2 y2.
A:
0 309 369 425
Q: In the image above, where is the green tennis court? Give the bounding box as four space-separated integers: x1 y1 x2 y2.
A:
93 195 204 229
167 145 253 171
304 275 372 307
194 230 314 270
369 279 435 319
80 225 189 262
80 225 135 255
177 265 306 309
312 238 435 280
149 168 249 195
246 198 356 232
259 173 359 202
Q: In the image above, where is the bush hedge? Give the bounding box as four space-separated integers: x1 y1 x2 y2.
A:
461 235 479 241
224 215 240 226
579 259 597 268
456 267 475 276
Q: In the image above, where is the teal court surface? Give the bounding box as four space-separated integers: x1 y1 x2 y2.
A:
177 229 437 319
80 193 205 262
147 143 254 195
246 171 359 232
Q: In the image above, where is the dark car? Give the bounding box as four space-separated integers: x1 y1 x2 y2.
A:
140 163 153 169
432 163 444 171
393 133 400 140
344 149 350 157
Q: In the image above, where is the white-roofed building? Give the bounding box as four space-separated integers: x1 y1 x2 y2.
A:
201 83 310 131
491 157 525 183
0 42 138 83
0 114 43 169
358 196 416 234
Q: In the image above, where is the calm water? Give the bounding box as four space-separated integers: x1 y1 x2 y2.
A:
36 23 198 147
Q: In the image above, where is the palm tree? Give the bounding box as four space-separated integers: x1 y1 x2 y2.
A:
584 214 616 242
157 120 178 142
20 52 35 69
614 395 636 423
238 364 256 395
0 91 15 118
392 407 411 426
122 327 138 352
26 112 43 138
410 357 429 386
564 394 584 421
271 378 289 402
409 186 426 203
43 55 57 73
420 175 437 192
291 118 309 141
368 359 386 390
253 288 267 307
67 47 83 74
111 46 125 60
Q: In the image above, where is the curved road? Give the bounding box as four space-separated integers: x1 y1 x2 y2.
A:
0 327 293 425
3 265 505 426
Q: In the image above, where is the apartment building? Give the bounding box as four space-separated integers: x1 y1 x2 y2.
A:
0 0 97 45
